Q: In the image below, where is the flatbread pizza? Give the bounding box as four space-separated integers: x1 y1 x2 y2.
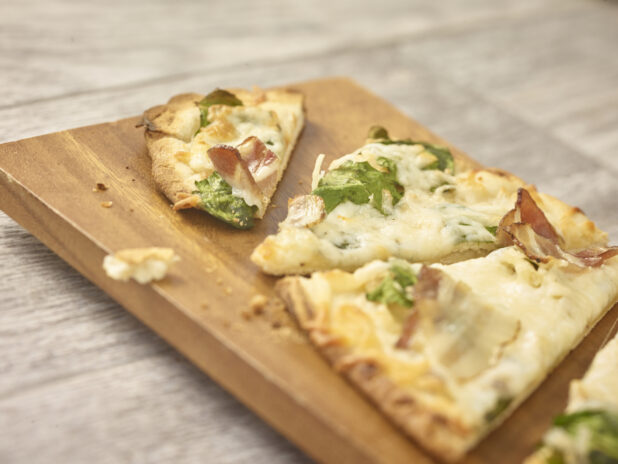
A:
142 87 304 229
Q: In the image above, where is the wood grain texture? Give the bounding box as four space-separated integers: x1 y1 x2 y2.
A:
1 77 617 464
2 1 618 463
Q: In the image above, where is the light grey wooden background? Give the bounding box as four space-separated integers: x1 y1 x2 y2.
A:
1 1 617 463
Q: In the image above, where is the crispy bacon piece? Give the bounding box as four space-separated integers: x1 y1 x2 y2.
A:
497 188 562 246
207 137 281 214
284 195 326 228
395 311 418 349
237 136 280 199
237 136 277 174
498 188 618 267
395 266 441 349
207 144 264 208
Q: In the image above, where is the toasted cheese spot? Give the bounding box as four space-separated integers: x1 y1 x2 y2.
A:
103 247 179 284
202 117 238 141
174 151 192 164
330 304 382 351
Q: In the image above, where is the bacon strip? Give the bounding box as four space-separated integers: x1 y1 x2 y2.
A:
497 188 562 245
237 136 277 174
207 144 264 208
395 266 441 349
498 188 618 267
395 311 418 349
237 136 280 200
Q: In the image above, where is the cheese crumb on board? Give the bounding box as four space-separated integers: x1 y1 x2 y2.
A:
103 247 179 284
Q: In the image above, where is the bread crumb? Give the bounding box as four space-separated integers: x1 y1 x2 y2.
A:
93 182 108 192
224 286 232 295
101 201 113 208
103 247 179 284
200 302 209 310
242 294 303 342
216 277 223 285
249 294 268 316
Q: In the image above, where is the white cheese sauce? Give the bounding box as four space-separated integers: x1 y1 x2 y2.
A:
304 143 516 268
321 251 618 428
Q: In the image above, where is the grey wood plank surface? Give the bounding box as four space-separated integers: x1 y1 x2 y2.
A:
1 0 617 463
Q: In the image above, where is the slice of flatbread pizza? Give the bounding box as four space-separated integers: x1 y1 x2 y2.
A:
142 88 304 229
526 332 618 464
252 127 606 274
276 189 618 461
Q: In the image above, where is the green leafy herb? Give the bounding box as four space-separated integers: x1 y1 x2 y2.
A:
545 449 566 464
193 173 257 229
312 158 404 214
367 126 454 173
485 225 498 236
420 144 455 172
198 89 243 128
553 410 618 463
484 397 513 423
367 125 390 140
366 263 417 309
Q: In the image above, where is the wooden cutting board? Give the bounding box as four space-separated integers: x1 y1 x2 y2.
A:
1 77 615 464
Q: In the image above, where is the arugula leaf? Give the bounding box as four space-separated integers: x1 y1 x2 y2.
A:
553 410 618 463
193 173 257 229
420 144 455 172
312 158 404 214
545 449 566 464
366 263 417 309
485 225 498 236
367 125 454 173
367 125 390 140
484 397 513 423
198 89 243 128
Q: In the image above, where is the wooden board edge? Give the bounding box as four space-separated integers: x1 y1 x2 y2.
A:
0 161 387 464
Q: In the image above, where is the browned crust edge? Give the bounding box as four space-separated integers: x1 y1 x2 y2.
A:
275 277 477 462
276 275 618 463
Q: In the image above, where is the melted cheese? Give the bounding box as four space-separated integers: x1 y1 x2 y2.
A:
569 334 618 411
254 143 523 274
296 250 618 431
531 334 618 464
